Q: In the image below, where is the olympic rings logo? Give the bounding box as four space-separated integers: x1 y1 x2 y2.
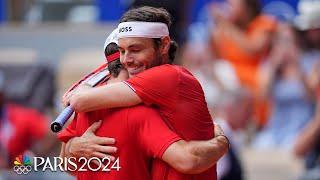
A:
13 165 32 175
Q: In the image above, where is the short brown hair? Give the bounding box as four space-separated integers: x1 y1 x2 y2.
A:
105 43 122 77
120 6 178 63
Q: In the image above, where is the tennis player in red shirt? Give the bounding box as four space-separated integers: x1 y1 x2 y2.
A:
64 6 229 180
59 41 227 179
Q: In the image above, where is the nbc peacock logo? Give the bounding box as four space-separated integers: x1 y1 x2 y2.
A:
13 155 32 175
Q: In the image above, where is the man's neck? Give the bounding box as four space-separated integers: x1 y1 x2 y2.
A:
108 76 121 84
108 71 129 84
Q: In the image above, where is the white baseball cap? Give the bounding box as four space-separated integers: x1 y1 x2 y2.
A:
103 28 119 53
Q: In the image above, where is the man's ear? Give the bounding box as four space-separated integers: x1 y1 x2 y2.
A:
160 36 171 55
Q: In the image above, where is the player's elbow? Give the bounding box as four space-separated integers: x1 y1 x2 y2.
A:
163 141 210 174
174 154 204 174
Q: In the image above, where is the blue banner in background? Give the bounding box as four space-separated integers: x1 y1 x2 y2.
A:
261 0 299 9
0 0 6 23
261 0 299 21
189 0 299 23
96 0 129 22
95 0 300 23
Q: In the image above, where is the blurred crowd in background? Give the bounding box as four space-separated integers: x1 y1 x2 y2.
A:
0 0 320 179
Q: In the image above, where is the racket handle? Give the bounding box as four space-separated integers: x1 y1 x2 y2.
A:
50 106 74 132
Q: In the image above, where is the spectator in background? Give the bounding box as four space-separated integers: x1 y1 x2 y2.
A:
210 0 276 91
181 0 241 115
254 23 314 149
292 1 320 178
215 89 253 180
209 0 277 128
0 71 51 168
294 95 320 180
293 58 320 179
294 0 320 97
181 49 240 116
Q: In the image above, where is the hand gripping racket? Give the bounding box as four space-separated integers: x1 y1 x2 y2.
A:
51 63 110 133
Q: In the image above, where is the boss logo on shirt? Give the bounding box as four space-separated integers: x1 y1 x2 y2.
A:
119 27 133 33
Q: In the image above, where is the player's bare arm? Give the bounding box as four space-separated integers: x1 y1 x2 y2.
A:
65 82 141 112
64 123 228 174
161 123 229 174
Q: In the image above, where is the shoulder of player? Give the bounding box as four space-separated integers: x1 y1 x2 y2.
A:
150 64 197 80
168 65 200 82
150 65 202 90
142 64 180 77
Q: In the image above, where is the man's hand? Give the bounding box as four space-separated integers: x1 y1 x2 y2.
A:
214 123 224 137
66 121 117 161
213 123 230 149
62 83 92 107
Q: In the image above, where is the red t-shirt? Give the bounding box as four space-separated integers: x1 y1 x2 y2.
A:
125 64 216 180
58 105 181 180
0 103 48 162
